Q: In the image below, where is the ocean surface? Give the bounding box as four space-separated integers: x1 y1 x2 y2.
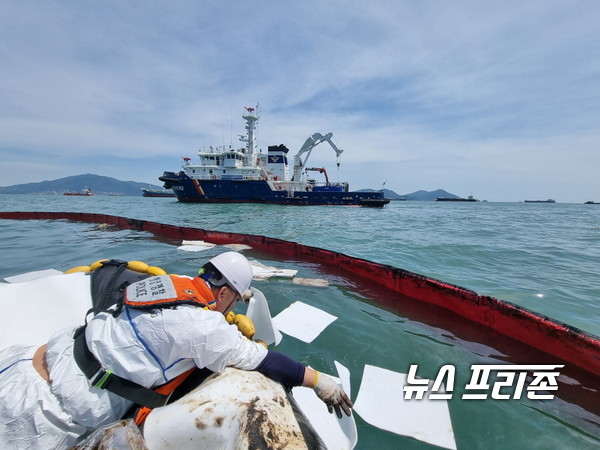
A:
1 194 599 449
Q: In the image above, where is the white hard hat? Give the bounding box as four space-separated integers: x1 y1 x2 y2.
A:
209 251 253 296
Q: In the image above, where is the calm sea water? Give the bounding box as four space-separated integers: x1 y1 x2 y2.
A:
1 194 599 449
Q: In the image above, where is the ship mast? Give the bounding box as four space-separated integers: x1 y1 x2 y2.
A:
240 106 259 164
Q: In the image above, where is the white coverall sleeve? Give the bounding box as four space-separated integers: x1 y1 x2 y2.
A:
175 308 268 374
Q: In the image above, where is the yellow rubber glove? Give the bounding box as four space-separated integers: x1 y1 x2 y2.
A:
233 314 256 340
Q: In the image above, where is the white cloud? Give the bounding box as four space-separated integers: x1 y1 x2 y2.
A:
1 0 599 202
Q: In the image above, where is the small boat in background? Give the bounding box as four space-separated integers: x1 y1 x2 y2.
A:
64 187 93 196
142 188 176 198
584 200 600 205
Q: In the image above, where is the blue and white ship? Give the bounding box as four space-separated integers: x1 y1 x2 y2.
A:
159 107 389 207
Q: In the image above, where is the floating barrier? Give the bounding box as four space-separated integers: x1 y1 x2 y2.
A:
1 211 599 378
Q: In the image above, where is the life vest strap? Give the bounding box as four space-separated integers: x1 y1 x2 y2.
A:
133 367 196 426
73 326 169 409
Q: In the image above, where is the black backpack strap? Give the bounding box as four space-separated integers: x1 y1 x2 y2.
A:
73 325 169 409
91 259 128 313
90 260 150 315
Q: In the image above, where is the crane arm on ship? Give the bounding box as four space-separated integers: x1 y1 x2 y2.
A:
305 167 330 185
291 132 343 181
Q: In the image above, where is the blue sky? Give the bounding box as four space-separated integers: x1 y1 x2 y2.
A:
1 1 599 202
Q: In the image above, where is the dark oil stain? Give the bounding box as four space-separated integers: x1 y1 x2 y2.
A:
195 417 208 430
243 396 272 449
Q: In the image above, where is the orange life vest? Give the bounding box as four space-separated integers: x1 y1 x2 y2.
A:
125 275 216 310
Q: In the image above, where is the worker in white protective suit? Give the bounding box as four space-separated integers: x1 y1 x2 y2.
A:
0 252 352 449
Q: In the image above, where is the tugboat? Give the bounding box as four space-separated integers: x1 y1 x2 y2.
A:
159 107 389 207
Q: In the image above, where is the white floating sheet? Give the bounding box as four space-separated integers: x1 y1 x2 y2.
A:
245 287 282 346
292 277 329 288
292 361 358 449
250 260 298 280
223 243 252 251
353 365 456 450
4 268 63 283
177 240 217 252
272 301 337 343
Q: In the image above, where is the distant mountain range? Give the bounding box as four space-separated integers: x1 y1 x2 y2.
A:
0 174 163 196
0 174 460 200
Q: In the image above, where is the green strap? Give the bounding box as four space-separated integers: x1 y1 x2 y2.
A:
94 368 113 389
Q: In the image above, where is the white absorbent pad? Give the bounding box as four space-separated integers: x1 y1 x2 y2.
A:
272 301 337 343
0 272 92 348
250 260 298 280
353 365 456 449
177 240 217 252
292 361 357 450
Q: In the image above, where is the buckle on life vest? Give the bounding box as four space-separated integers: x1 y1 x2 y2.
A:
92 368 114 389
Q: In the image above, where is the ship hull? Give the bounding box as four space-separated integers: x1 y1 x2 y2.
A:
161 172 389 207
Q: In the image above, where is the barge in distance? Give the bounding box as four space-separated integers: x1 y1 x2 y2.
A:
142 188 176 198
524 199 556 203
436 195 478 202
159 107 389 207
